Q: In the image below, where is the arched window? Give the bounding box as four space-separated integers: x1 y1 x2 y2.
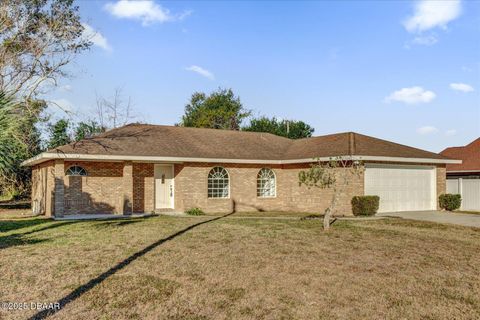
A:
66 166 87 176
208 167 229 198
257 168 276 197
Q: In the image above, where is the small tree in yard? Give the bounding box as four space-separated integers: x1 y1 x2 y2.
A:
298 157 364 231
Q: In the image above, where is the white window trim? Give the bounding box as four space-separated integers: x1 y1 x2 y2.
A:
207 167 230 199
65 165 87 176
257 168 277 198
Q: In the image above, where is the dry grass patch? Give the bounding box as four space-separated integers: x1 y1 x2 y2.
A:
0 215 479 319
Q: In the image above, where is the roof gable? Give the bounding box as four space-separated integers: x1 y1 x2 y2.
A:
440 138 480 172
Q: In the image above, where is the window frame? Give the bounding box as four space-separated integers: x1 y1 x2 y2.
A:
257 168 276 198
65 165 88 177
207 167 230 199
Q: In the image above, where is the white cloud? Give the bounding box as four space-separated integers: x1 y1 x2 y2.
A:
104 0 189 25
450 82 474 92
445 129 457 136
417 126 439 135
82 23 111 51
403 0 462 33
185 65 215 80
384 86 436 104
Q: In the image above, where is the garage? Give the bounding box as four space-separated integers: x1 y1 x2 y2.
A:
364 164 436 213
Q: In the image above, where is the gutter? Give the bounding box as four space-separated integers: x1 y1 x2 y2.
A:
21 152 462 167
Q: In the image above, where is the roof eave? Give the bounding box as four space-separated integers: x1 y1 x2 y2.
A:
21 152 462 167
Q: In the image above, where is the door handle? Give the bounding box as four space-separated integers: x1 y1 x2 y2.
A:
170 185 173 197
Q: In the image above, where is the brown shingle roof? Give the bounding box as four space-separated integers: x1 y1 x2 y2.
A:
440 138 480 172
49 123 449 162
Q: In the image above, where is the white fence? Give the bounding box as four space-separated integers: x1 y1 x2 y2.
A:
446 178 480 211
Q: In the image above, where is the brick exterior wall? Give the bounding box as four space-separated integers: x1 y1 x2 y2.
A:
174 162 364 215
133 163 155 213
30 160 447 217
63 161 123 214
436 164 447 209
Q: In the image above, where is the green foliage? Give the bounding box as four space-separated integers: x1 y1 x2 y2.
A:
243 116 314 139
180 88 251 130
439 194 461 211
47 119 71 149
0 92 44 199
0 0 92 97
74 121 105 141
185 207 205 216
298 161 337 189
351 196 380 216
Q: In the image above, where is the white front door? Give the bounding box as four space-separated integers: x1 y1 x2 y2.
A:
155 165 174 209
364 164 436 212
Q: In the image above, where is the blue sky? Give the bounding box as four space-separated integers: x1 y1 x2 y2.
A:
47 0 480 152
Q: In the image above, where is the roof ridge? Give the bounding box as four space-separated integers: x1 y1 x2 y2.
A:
118 123 295 141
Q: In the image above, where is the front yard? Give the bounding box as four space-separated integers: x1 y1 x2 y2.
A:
0 213 479 319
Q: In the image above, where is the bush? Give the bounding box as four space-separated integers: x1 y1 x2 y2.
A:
185 207 204 216
351 196 380 216
439 194 461 211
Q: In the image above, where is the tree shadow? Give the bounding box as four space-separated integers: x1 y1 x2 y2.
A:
57 126 155 153
63 176 116 214
0 218 51 233
29 211 235 320
0 221 78 250
92 219 144 229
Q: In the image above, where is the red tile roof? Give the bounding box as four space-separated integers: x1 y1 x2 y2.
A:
440 138 480 172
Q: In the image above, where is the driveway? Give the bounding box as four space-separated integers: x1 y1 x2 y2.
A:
377 211 480 228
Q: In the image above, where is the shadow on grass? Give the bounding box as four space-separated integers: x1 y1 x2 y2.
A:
29 212 234 320
0 221 79 250
0 218 51 233
92 219 144 229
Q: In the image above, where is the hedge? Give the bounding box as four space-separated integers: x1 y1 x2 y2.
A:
185 207 205 216
351 196 380 216
439 194 461 211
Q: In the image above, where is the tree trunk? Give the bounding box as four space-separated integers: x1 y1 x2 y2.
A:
323 208 331 230
323 187 339 231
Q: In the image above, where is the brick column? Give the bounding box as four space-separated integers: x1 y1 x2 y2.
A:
121 161 134 215
53 160 65 217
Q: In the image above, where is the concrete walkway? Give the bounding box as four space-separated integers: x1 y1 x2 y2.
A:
377 210 480 228
54 213 155 221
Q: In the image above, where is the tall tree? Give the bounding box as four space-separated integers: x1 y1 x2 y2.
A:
180 88 251 130
47 118 71 149
243 116 314 139
0 0 92 99
0 92 44 198
74 120 104 141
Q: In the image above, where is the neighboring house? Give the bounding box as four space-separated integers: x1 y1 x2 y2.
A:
440 138 480 211
22 124 459 217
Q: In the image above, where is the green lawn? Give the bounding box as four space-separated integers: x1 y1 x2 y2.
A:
0 213 479 319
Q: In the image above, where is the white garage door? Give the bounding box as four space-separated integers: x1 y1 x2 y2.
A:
365 164 436 213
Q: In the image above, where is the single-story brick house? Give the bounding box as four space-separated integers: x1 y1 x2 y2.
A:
22 124 460 217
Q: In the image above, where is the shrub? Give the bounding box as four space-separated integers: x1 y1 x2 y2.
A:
185 207 204 216
351 196 380 216
439 194 461 211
